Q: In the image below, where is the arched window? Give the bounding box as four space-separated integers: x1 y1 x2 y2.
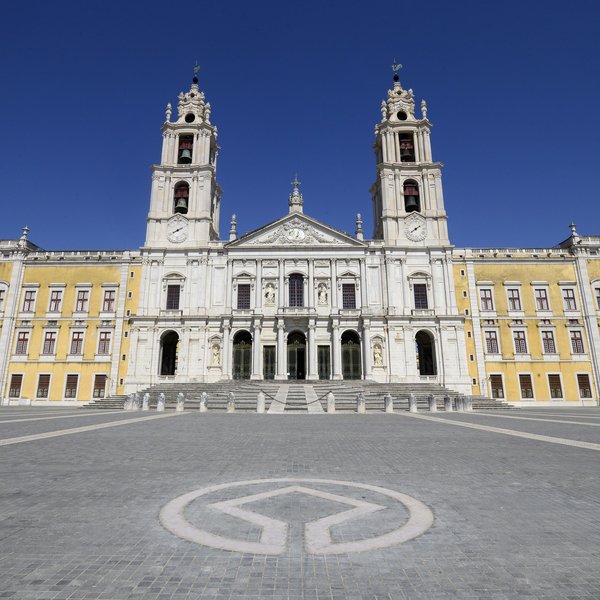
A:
403 180 420 213
415 330 436 376
289 274 304 307
160 330 179 376
174 182 189 215
177 135 193 164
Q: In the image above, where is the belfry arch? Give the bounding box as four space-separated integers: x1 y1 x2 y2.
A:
159 330 179 376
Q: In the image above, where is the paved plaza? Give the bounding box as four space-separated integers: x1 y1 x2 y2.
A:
1 406 600 599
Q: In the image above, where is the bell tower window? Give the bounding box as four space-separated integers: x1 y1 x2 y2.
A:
403 180 420 213
399 133 415 162
173 182 189 215
177 135 193 164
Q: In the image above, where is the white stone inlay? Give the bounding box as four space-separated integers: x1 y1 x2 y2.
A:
159 477 434 555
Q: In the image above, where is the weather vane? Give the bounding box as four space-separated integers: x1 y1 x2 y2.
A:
392 60 402 82
291 174 301 188
194 61 200 77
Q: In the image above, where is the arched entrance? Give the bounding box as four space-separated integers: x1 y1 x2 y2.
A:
160 330 179 376
415 330 436 376
232 330 252 380
287 331 306 380
341 330 362 380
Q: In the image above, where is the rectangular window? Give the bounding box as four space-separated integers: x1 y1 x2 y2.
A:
514 331 528 354
42 331 57 355
484 330 499 354
49 290 62 312
70 331 84 355
570 330 584 354
9 374 23 398
596 287 600 310
37 374 51 398
75 290 89 312
0 289 5 311
542 330 556 353
490 374 504 399
577 374 592 398
166 285 180 310
22 290 36 312
342 284 356 309
507 288 521 311
562 288 577 311
237 284 251 310
98 331 111 355
548 374 563 398
103 290 116 312
480 289 494 311
519 374 534 398
15 331 29 355
413 284 428 309
64 374 78 399
534 288 549 311
289 274 304 307
93 374 107 398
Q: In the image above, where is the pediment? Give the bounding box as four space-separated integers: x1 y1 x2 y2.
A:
227 214 365 248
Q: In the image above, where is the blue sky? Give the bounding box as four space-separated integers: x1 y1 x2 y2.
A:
0 0 598 250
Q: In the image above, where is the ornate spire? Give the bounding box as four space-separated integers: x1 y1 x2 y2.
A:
174 63 210 125
379 62 418 122
288 175 304 214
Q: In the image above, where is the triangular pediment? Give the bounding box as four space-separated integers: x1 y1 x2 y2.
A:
226 213 365 248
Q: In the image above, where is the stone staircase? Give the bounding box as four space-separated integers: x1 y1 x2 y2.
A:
84 379 513 412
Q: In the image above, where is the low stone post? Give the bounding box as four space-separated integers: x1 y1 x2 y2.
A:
227 391 235 413
199 391 208 412
464 396 473 412
142 393 149 411
124 394 132 410
384 393 394 413
456 396 465 412
408 393 418 413
428 394 437 412
157 393 166 412
176 392 185 412
327 391 335 414
132 392 141 411
356 392 366 414
444 395 453 412
257 391 265 414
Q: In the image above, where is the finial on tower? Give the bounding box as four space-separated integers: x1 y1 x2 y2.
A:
355 214 364 241
569 222 578 237
20 225 29 240
193 61 200 84
229 214 237 241
288 175 304 214
392 60 402 82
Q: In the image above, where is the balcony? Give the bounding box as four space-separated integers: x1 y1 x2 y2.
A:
411 309 435 317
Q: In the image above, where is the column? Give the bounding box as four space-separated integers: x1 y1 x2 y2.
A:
308 260 314 308
362 319 372 379
275 318 286 380
330 260 338 310
255 260 262 310
278 259 285 309
251 318 261 379
381 132 388 163
399 258 409 314
225 259 233 309
307 322 318 379
393 131 400 164
332 321 342 380
222 320 231 380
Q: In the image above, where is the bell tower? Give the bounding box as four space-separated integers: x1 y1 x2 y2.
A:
144 66 222 248
370 64 449 246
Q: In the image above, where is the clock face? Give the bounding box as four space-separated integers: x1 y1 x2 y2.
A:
167 219 189 243
405 220 426 242
287 227 305 241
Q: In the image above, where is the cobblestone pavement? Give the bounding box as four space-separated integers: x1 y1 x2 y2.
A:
1 407 600 599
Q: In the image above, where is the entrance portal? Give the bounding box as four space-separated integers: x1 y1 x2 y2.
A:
160 330 179 376
341 330 362 380
415 330 436 376
287 331 306 380
232 331 252 380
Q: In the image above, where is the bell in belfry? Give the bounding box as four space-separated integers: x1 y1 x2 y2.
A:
405 195 419 212
174 198 188 213
178 148 192 163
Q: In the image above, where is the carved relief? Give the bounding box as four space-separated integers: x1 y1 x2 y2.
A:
247 219 344 246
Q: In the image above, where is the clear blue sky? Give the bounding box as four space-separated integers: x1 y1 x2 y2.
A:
1 0 598 250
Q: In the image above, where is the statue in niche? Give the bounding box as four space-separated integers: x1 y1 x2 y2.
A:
265 283 276 305
211 343 221 367
373 343 383 367
318 283 328 305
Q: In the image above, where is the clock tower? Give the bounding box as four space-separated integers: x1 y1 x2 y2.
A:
144 67 222 248
371 66 449 247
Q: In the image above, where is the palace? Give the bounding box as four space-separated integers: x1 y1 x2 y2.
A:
1 71 599 406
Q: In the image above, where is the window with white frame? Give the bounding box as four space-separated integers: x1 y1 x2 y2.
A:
562 288 577 311
413 284 428 309
64 374 79 399
534 288 550 311
93 374 107 398
15 331 29 355
75 289 89 312
102 289 116 312
519 374 534 398
342 283 357 309
70 331 84 355
166 285 181 310
595 287 600 310
237 284 251 309
0 287 6 312
479 289 494 311
9 374 23 398
289 274 304 307
577 374 592 398
490 374 504 399
42 331 57 355
507 288 521 311
48 290 63 312
36 374 51 399
570 330 585 354
541 330 556 353
22 289 36 312
97 331 111 355
513 330 528 354
484 330 499 354
548 374 563 398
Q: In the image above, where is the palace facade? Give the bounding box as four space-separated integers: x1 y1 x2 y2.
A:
1 72 599 405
